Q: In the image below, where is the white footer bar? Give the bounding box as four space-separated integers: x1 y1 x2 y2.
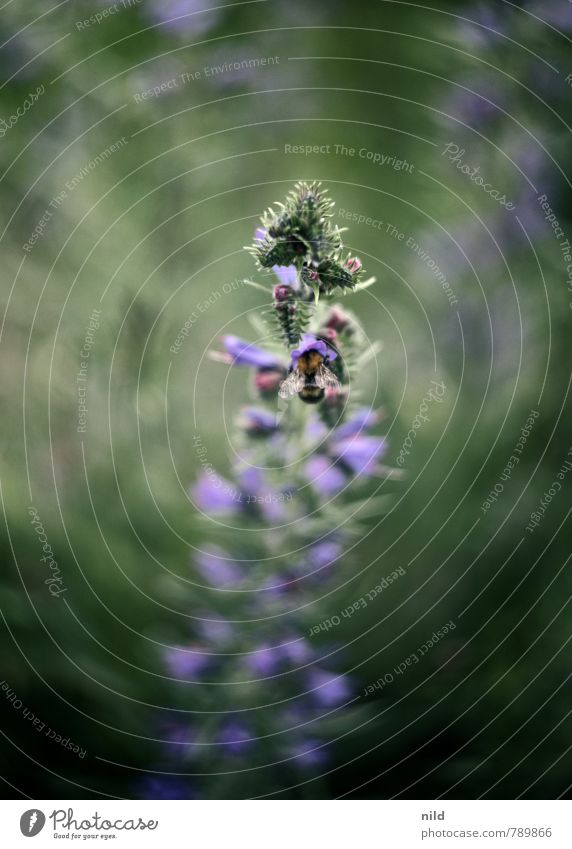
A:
2 800 570 848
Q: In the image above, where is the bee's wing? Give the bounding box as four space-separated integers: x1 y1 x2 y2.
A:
278 369 305 399
315 363 341 391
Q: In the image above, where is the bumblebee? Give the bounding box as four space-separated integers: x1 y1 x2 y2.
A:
278 347 340 404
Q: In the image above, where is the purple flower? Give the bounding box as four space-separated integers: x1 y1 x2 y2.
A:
526 0 572 30
288 738 328 769
333 407 379 440
446 80 506 127
216 721 253 755
274 284 292 303
305 418 328 442
195 547 242 588
162 722 197 761
195 613 234 644
245 635 313 675
164 644 210 679
278 636 314 665
307 668 352 707
305 408 387 489
260 572 298 598
245 642 284 676
215 335 284 368
313 541 342 566
146 0 221 36
237 465 265 493
240 407 280 438
457 3 506 47
278 703 312 726
273 265 298 287
304 455 346 496
236 467 290 522
291 334 337 366
304 541 342 571
191 474 240 515
332 435 386 476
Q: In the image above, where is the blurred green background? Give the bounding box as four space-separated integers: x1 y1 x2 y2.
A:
1 0 571 799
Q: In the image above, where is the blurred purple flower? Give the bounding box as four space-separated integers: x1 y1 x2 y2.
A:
307 668 352 707
164 644 211 679
332 435 387 476
332 407 379 440
305 409 387 484
497 187 545 247
195 613 235 644
457 3 507 46
278 703 313 727
279 636 314 665
213 335 284 368
305 418 328 442
237 465 265 493
445 79 507 128
245 634 313 675
162 722 197 760
526 0 572 30
304 540 342 571
288 738 328 769
260 572 298 598
191 473 240 515
195 547 243 588
216 720 253 755
240 407 280 438
304 455 346 496
236 466 290 522
146 0 221 36
273 265 298 287
245 642 284 676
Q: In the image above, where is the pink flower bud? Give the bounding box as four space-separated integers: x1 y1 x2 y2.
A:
274 284 291 302
324 307 350 332
324 386 348 406
321 327 337 343
254 367 285 398
344 256 362 274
